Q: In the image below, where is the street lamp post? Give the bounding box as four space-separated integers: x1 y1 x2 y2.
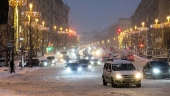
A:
42 21 45 56
35 18 39 57
21 3 41 67
9 0 27 69
155 19 159 58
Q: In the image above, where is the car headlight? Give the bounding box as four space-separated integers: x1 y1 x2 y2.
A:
64 61 66 63
78 67 82 71
86 57 89 59
66 67 71 72
153 68 160 74
97 61 101 64
44 62 47 66
116 74 122 79
90 61 94 64
88 65 92 68
135 73 142 79
61 59 64 62
60 54 63 57
52 60 54 63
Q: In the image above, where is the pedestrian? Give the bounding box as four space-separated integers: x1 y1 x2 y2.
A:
10 59 15 74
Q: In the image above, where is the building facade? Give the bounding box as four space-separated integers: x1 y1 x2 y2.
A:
118 18 131 31
131 0 170 27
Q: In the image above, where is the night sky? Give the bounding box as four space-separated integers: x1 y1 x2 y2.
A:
63 0 141 34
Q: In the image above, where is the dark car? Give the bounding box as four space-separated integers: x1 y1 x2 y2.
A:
78 59 90 68
25 59 39 67
39 59 49 67
143 61 170 79
65 62 82 72
121 55 128 60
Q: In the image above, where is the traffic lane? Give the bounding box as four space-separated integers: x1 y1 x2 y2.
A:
1 64 170 96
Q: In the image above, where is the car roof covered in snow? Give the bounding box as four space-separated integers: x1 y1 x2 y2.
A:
107 60 131 64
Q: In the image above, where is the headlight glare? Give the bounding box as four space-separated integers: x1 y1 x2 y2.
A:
135 73 142 79
44 62 47 66
153 68 160 74
78 67 82 71
116 74 122 79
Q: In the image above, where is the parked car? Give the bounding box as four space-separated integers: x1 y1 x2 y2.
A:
0 58 6 67
143 61 170 79
102 60 142 87
25 59 39 67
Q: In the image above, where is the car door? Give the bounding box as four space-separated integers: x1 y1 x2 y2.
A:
103 63 108 77
107 63 112 80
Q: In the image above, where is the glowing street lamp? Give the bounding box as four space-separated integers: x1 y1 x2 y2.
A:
155 19 158 25
142 22 145 27
167 16 170 22
9 0 27 61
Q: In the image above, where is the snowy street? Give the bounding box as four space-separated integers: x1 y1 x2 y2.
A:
0 51 170 96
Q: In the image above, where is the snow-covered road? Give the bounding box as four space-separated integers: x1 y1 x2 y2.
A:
0 52 170 96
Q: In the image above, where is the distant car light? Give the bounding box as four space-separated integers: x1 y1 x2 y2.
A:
90 61 94 64
86 57 89 59
88 65 92 68
97 61 101 64
66 67 71 72
44 62 47 66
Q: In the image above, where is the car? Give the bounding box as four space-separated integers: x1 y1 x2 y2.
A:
65 61 81 72
0 58 6 67
90 59 101 66
25 59 40 67
127 54 135 61
78 59 91 70
121 55 128 60
111 54 119 60
143 61 170 79
101 55 109 62
39 59 49 67
47 56 57 66
102 60 142 87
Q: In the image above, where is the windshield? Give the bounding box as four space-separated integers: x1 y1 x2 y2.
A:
67 63 78 66
112 64 136 71
151 61 169 67
92 59 99 61
41 60 47 62
79 59 89 63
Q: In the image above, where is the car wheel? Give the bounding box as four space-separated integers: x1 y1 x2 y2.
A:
111 78 117 88
102 77 107 86
136 83 141 87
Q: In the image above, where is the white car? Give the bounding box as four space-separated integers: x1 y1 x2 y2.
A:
102 60 142 87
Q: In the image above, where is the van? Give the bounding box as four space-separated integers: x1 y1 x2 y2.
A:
102 60 142 87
